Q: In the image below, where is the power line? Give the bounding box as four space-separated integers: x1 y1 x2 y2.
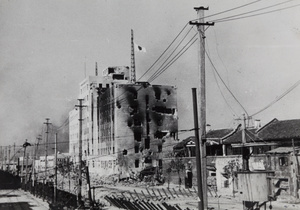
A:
190 0 263 22
250 79 300 117
148 33 198 83
147 26 194 82
205 48 249 117
137 23 189 81
213 1 300 23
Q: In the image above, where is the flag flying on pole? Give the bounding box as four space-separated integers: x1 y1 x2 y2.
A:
134 42 146 53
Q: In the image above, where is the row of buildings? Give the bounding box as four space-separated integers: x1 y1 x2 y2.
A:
173 118 300 199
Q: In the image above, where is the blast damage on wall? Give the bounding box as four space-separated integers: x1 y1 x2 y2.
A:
97 81 178 176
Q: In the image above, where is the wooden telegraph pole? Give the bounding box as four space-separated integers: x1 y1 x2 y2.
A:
75 99 85 207
44 118 51 183
192 88 204 210
54 133 58 205
190 7 214 210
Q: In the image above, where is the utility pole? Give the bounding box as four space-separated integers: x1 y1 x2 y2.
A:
13 143 16 173
190 7 214 210
54 133 58 205
22 140 31 190
25 152 29 191
192 88 204 210
75 99 85 207
44 118 51 183
8 145 11 172
241 114 250 171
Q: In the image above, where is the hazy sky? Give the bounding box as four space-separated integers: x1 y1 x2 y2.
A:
1 0 300 147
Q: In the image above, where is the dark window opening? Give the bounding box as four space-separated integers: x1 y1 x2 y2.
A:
279 157 288 166
134 131 142 142
145 95 149 104
135 159 139 168
223 180 229 188
158 144 162 153
129 106 138 115
154 131 168 139
166 89 171 95
152 106 174 114
145 137 150 149
134 118 142 126
134 144 139 153
106 84 109 88
144 156 152 164
127 119 133 127
123 149 127 155
158 159 163 168
108 67 115 74
112 74 124 80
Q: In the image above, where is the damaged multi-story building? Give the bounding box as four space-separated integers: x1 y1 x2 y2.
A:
69 66 178 177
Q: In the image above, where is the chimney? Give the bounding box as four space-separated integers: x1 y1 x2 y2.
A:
254 119 261 129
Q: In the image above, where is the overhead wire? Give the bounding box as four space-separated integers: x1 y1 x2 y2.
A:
138 23 190 81
212 1 300 23
148 33 198 83
205 38 239 118
147 26 195 82
204 46 249 117
190 0 263 21
250 79 300 117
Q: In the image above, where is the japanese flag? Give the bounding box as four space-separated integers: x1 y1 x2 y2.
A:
134 43 146 53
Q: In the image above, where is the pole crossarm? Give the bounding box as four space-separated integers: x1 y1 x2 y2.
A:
189 21 215 26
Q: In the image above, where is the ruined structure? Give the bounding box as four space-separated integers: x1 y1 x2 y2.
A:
69 66 178 176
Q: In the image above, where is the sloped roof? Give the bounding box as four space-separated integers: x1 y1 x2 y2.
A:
223 128 257 144
173 136 195 150
257 119 300 140
266 147 300 154
206 128 235 140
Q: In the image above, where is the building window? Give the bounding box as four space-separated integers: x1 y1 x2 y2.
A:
223 180 229 188
134 145 139 153
279 157 288 166
145 137 150 149
158 159 163 169
135 159 139 168
158 144 162 153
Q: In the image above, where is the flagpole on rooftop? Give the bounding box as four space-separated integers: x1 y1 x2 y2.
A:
130 29 136 83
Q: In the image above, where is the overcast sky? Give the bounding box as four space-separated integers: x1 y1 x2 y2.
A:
1 0 300 147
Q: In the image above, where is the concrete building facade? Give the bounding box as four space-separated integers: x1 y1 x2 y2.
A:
69 66 178 176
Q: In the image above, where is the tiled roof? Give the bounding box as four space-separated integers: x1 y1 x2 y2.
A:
206 128 235 139
223 128 257 144
173 136 195 150
257 119 300 140
266 147 300 154
174 119 300 149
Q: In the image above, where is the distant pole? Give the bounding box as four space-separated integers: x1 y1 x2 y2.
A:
13 143 16 171
292 139 299 198
44 118 51 183
25 152 29 191
22 140 27 183
54 133 58 204
241 114 250 171
192 88 204 210
190 7 214 210
75 99 85 206
8 145 11 172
